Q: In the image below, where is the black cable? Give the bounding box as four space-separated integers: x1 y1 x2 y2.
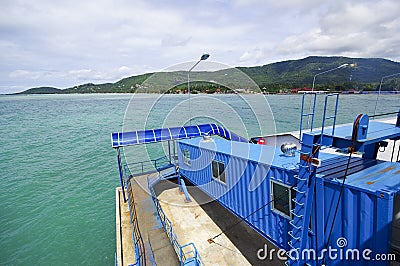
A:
211 239 244 256
391 140 397 162
208 186 294 242
321 114 362 265
397 142 400 162
321 152 353 265
368 111 399 118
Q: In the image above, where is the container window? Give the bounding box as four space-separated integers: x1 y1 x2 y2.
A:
271 180 295 219
183 149 191 166
212 160 218 178
211 160 226 184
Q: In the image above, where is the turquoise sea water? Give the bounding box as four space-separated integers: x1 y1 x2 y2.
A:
0 93 399 265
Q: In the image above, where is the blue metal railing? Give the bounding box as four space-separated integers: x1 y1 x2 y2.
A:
180 243 202 266
123 156 174 179
299 93 340 147
126 180 146 266
320 93 339 146
119 157 175 266
121 156 201 266
148 176 203 266
299 93 317 141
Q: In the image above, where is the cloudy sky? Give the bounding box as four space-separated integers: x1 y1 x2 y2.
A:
1 0 399 93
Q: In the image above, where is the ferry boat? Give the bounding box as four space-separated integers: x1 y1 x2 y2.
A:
111 93 400 265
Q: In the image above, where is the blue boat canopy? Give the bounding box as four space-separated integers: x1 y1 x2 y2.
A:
111 123 248 148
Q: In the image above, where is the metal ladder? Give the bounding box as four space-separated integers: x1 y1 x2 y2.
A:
286 93 340 265
286 167 317 265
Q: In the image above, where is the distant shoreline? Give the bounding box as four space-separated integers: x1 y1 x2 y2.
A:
3 56 400 96
3 91 400 96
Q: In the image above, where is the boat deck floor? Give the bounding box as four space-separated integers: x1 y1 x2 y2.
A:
154 179 284 266
116 174 179 266
117 174 284 265
116 187 136 266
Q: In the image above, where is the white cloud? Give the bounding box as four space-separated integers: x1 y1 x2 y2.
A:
239 48 266 63
9 70 42 79
0 0 399 93
66 66 148 83
68 69 94 80
276 0 400 60
161 34 192 47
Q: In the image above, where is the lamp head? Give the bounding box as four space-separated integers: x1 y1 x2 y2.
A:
200 54 210 61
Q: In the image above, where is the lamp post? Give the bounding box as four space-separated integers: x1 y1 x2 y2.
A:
187 53 210 125
373 72 400 119
311 63 349 91
307 63 350 127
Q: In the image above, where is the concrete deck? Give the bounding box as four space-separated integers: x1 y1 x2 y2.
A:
118 175 285 265
155 180 285 265
116 187 136 266
129 175 179 266
116 174 180 266
158 187 250 265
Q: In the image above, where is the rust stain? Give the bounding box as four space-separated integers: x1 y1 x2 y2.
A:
376 166 395 174
353 166 396 182
366 181 375 185
394 170 400 175
354 173 374 181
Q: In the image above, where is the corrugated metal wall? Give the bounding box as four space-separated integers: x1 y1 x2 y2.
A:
178 140 397 266
318 179 394 265
178 141 297 249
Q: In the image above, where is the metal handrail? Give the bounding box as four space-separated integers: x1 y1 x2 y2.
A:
127 181 146 266
320 93 339 145
299 93 317 141
148 178 203 265
124 156 173 178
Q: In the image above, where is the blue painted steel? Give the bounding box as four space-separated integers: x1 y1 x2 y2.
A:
180 179 191 203
316 156 380 180
180 243 202 266
319 120 400 152
327 161 400 194
112 108 400 265
123 155 174 177
148 177 204 266
111 123 248 148
299 93 317 140
178 136 400 266
126 179 146 266
354 114 369 141
320 178 395 266
178 137 299 249
116 148 127 202
287 132 320 266
320 93 339 146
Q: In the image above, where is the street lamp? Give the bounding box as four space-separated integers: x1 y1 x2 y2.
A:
312 63 349 91
307 63 350 127
373 72 400 119
187 53 210 125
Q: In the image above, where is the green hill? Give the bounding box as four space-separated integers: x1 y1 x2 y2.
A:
18 56 400 94
16 86 62 94
238 56 400 91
